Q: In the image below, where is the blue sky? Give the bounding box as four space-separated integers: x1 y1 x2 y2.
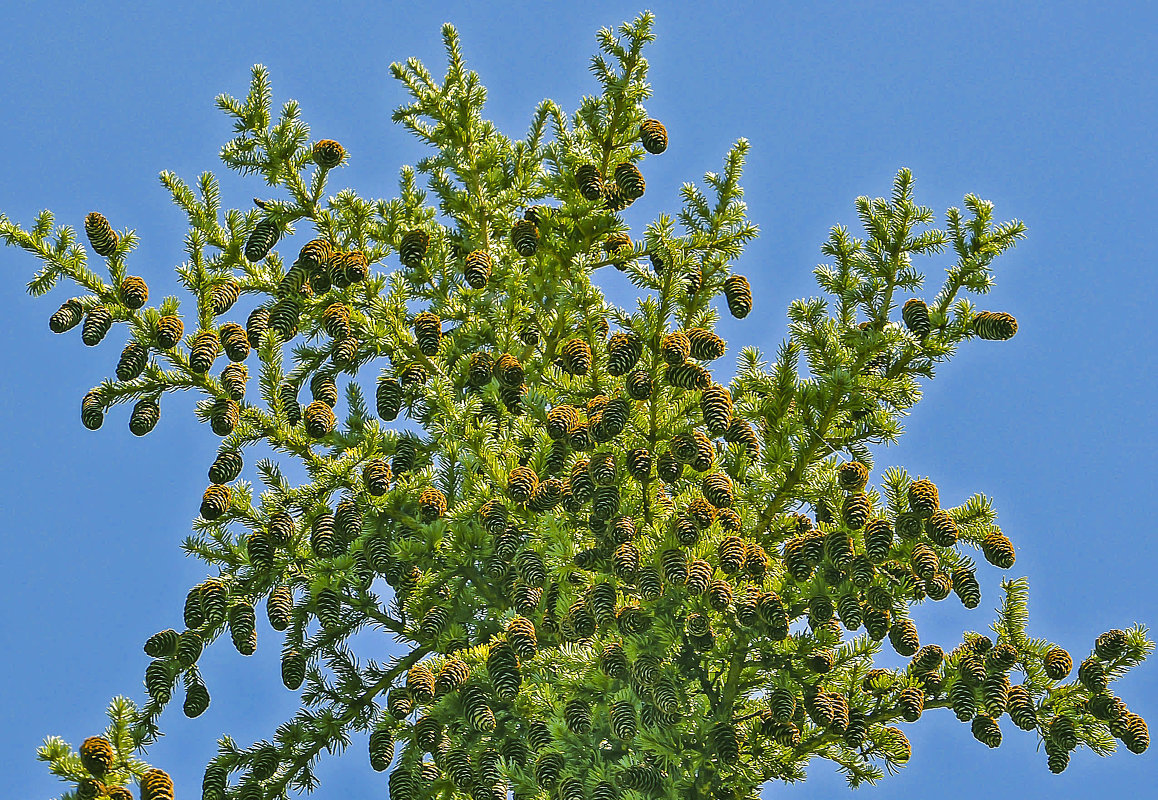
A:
1 1 1154 798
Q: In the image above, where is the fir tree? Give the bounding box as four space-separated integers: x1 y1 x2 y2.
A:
4 12 1150 800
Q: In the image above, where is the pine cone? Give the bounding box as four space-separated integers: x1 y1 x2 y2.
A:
614 162 645 201
639 118 668 153
723 275 752 318
119 275 148 309
82 305 113 346
313 138 345 168
511 219 539 256
245 218 279 262
973 311 1018 340
84 212 118 256
464 249 492 288
79 736 115 776
576 164 606 201
902 298 931 337
49 299 83 333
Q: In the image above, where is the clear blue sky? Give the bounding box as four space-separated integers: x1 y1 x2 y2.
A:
2 1 1154 798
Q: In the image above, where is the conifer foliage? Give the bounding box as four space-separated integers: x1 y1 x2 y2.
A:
6 12 1150 800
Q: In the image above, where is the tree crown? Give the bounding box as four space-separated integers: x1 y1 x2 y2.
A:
3 12 1149 800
